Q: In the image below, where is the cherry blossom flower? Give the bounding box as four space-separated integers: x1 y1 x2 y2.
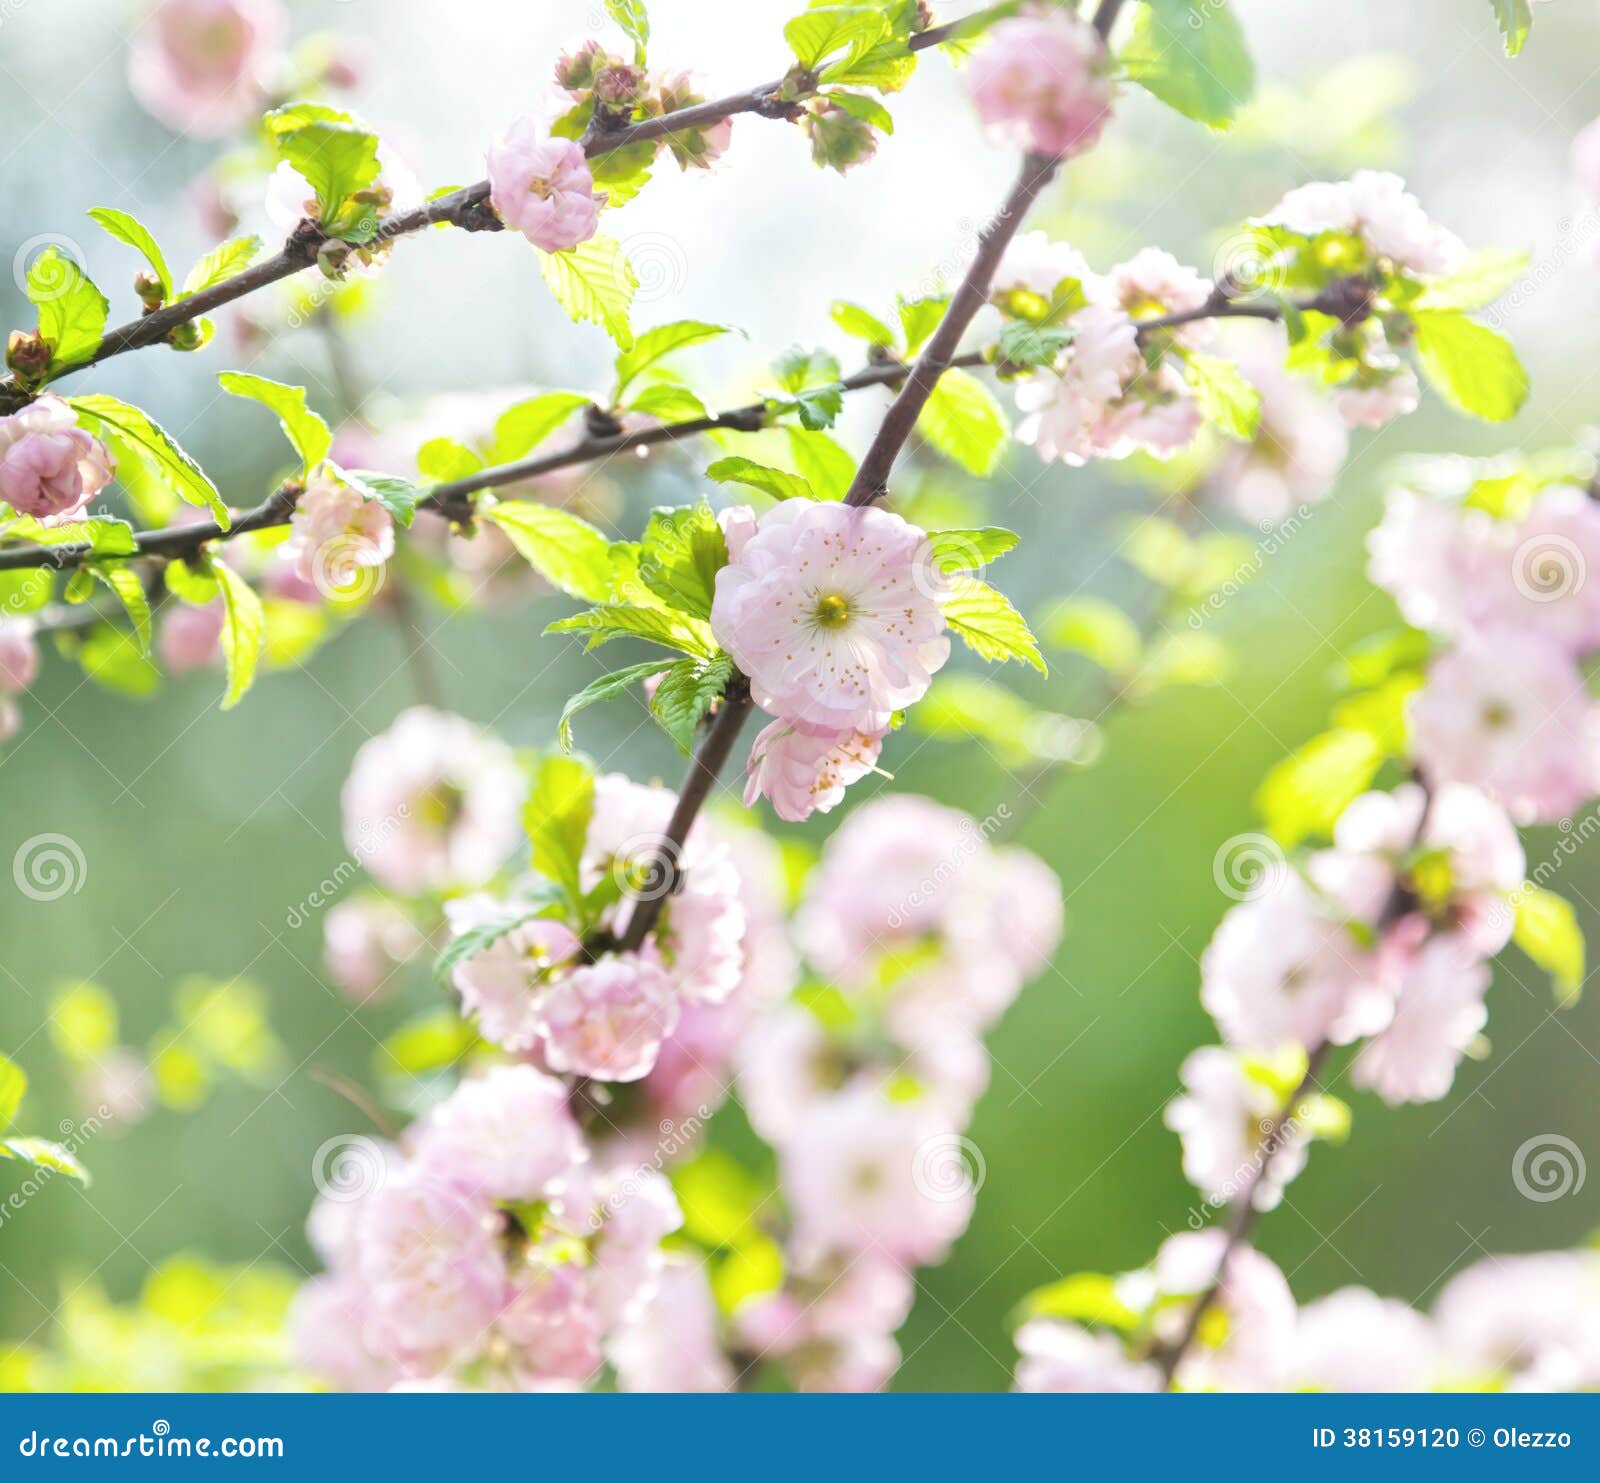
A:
536 953 680 1082
156 600 225 674
1433 1251 1600 1390
1292 1287 1440 1392
609 1258 733 1392
497 1262 603 1386
1336 364 1420 429
341 707 526 895
442 895 582 1051
1257 170 1465 276
321 897 425 1004
710 500 951 735
1014 1319 1161 1393
993 231 1105 306
743 717 885 822
128 0 287 139
283 470 395 597
1110 248 1215 346
1012 304 1141 465
487 117 603 251
0 396 114 523
1154 1231 1298 1392
967 9 1114 160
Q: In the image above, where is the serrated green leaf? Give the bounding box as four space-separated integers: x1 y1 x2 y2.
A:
84 562 153 655
210 558 265 710
651 653 734 753
1490 0 1533 56
638 500 729 620
898 294 948 356
2 515 136 555
943 574 1045 672
771 346 842 393
217 372 332 478
338 468 420 528
1412 310 1529 422
417 437 484 482
537 234 637 349
824 90 894 133
923 526 1019 573
706 456 816 502
793 382 845 431
481 501 614 602
605 0 651 61
627 383 709 423
87 207 171 298
613 320 733 399
0 1136 89 1186
1514 887 1584 1005
266 106 381 225
1123 0 1256 129
28 248 108 374
558 660 675 751
916 368 1009 474
490 391 591 464
181 236 261 296
830 300 898 348
1040 596 1142 675
785 5 889 68
1183 350 1262 441
0 1054 25 1131
786 428 854 500
1414 249 1530 312
66 394 227 526
545 603 717 658
524 754 595 905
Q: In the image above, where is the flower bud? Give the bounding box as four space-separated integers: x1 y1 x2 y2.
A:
166 320 205 352
317 239 353 280
134 269 165 312
594 63 647 109
554 40 605 93
5 330 52 383
803 103 878 174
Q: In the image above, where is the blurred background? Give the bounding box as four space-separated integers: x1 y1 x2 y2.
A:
1 0 1598 1390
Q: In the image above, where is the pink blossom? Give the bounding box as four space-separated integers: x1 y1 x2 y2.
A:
1012 305 1140 465
128 0 287 138
1014 1320 1161 1393
411 1064 583 1202
1367 487 1487 634
156 600 224 674
1257 171 1465 276
0 700 18 745
1111 248 1215 346
76 1047 154 1129
1408 627 1600 823
487 117 603 251
291 1274 397 1391
1434 1251 1600 1390
321 897 425 1004
283 471 395 596
711 500 951 735
1165 1047 1310 1212
1154 1231 1298 1392
609 1258 733 1392
498 1261 603 1386
994 231 1105 305
0 622 38 694
537 954 680 1082
0 396 114 523
341 707 526 895
735 1004 837 1144
1087 364 1202 463
967 10 1114 160
743 718 884 822
442 895 582 1051
1336 365 1420 429
565 1165 683 1327
1482 485 1600 653
1293 1288 1439 1391
1200 871 1395 1051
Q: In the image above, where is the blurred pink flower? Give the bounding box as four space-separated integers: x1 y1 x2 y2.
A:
128 0 288 139
968 10 1114 160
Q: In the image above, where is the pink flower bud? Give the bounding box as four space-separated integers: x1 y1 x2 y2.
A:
0 395 114 523
487 117 604 252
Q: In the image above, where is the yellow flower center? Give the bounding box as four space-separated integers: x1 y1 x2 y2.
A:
814 592 853 628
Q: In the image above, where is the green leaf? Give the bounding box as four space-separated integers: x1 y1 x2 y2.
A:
338 469 421 528
481 501 614 602
181 236 262 295
898 294 949 356
824 90 894 133
786 428 855 500
524 754 596 905
1183 350 1262 441
1040 597 1142 675
1134 631 1232 693
605 0 651 61
923 526 1019 573
830 300 899 348
1414 249 1530 312
165 556 221 606
1412 311 1529 423
0 1054 25 1131
793 382 845 431
537 235 637 349
1012 1273 1142 1332
217 372 332 478
558 660 675 751
706 456 816 502
1514 887 1585 1005
771 345 842 392
87 207 172 298
638 501 729 620
490 391 591 464
785 5 889 68
27 248 108 374
66 394 227 526
210 558 265 710
995 320 1076 372
613 321 733 398
915 368 1009 474
434 902 557 989
651 653 734 753
1255 727 1384 846
2 515 136 555
0 1137 89 1186
1490 0 1533 56
1123 0 1256 128
912 674 1091 767
377 1007 477 1074
76 624 160 696
943 575 1045 672
266 106 381 225
417 437 484 482
83 563 153 655
546 603 717 658
627 383 709 423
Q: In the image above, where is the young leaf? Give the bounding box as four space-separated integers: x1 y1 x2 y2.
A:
67 394 228 526
182 236 262 295
1490 0 1533 56
923 527 1019 572
1412 311 1529 422
628 383 710 423
558 660 675 751
830 300 899 349
785 5 889 68
433 901 558 989
0 1054 25 1131
524 753 596 904
605 0 650 61
771 346 842 393
1255 727 1385 846
1513 887 1584 1005
266 107 381 225
651 653 735 753
942 575 1046 672
2 515 137 556
706 457 815 503
793 382 845 431
339 469 421 528
490 391 591 464
217 372 333 477
546 604 717 658
77 625 160 696
1183 350 1262 441
537 235 638 349
915 368 1009 475
637 501 729 620
825 90 894 134
1123 0 1256 129
481 502 614 602
786 428 854 500
27 248 108 373
83 563 153 655
613 321 733 398
1041 597 1142 675
898 294 949 356
417 437 484 482
87 207 172 298
210 557 266 710
1414 248 1530 312
0 1136 89 1186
